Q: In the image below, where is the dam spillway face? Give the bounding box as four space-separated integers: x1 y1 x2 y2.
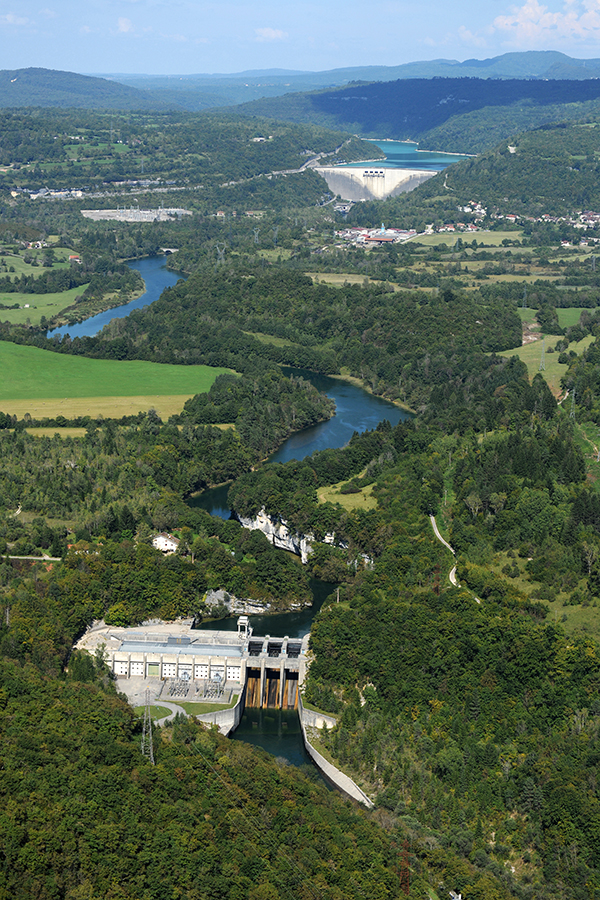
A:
246 667 299 710
245 639 303 709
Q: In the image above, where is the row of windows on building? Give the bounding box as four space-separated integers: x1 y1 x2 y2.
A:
112 659 242 681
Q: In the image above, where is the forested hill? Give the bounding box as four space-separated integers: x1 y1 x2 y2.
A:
234 78 600 152
0 68 171 110
419 119 600 217
32 268 522 424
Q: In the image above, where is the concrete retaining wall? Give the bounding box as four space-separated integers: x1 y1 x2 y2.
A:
298 696 374 808
197 688 246 736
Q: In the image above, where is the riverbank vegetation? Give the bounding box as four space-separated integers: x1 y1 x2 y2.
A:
6 105 600 898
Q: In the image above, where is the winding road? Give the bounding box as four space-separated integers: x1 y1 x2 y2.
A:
153 700 188 727
430 514 481 602
430 514 458 586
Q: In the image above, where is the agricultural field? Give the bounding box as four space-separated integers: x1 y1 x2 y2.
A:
557 307 586 328
0 342 232 418
0 285 89 326
499 333 595 396
0 245 75 275
412 229 524 248
23 427 88 438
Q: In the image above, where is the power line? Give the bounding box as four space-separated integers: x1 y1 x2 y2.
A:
141 688 155 765
215 242 226 272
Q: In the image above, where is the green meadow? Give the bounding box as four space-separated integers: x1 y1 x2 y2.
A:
413 230 523 248
0 342 232 418
499 333 595 396
0 285 88 325
557 307 586 328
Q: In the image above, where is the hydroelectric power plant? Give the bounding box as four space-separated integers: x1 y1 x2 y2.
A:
76 617 373 806
77 617 307 718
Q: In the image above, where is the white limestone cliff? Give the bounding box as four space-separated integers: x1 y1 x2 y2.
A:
236 509 315 563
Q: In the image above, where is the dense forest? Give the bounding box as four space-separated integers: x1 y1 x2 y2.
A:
6 101 600 899
25 268 522 420
0 108 375 195
235 77 600 150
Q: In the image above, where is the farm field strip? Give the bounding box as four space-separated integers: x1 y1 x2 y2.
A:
0 342 232 400
0 395 209 420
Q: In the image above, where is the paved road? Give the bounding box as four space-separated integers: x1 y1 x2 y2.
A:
153 700 188 727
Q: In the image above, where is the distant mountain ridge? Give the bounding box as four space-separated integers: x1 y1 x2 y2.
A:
4 54 600 122
110 52 600 109
232 77 600 148
0 67 165 110
3 52 600 114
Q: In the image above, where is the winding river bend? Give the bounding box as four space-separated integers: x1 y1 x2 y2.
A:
59 256 409 764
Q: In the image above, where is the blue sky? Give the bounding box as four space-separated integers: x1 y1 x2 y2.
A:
4 0 600 74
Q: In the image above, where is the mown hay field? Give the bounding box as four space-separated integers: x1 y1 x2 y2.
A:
0 342 232 418
498 334 595 396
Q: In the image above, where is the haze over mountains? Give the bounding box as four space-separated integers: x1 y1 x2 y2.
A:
6 52 600 155
4 51 600 114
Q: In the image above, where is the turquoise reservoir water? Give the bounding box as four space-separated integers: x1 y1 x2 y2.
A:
342 138 470 171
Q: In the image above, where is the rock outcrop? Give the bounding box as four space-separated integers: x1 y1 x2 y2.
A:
236 510 315 563
203 589 270 616
235 509 354 565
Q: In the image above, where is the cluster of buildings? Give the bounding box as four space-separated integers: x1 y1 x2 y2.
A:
336 225 418 245
81 207 192 223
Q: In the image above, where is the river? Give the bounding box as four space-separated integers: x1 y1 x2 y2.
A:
48 256 183 340
53 255 407 766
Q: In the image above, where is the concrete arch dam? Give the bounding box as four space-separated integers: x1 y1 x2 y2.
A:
317 165 435 201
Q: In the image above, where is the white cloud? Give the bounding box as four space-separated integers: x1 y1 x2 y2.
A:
158 31 188 42
492 0 600 45
39 8 57 18
0 13 30 25
458 25 488 47
117 16 134 33
254 27 288 42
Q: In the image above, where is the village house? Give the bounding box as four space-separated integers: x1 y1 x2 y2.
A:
152 533 180 554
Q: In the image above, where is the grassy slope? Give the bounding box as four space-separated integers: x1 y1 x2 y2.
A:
317 480 377 511
0 285 89 325
499 334 595 396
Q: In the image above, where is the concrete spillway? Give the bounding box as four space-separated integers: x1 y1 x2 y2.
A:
317 164 436 201
246 666 299 710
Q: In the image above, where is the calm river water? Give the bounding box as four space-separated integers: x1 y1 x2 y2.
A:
49 256 183 340
55 256 407 765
